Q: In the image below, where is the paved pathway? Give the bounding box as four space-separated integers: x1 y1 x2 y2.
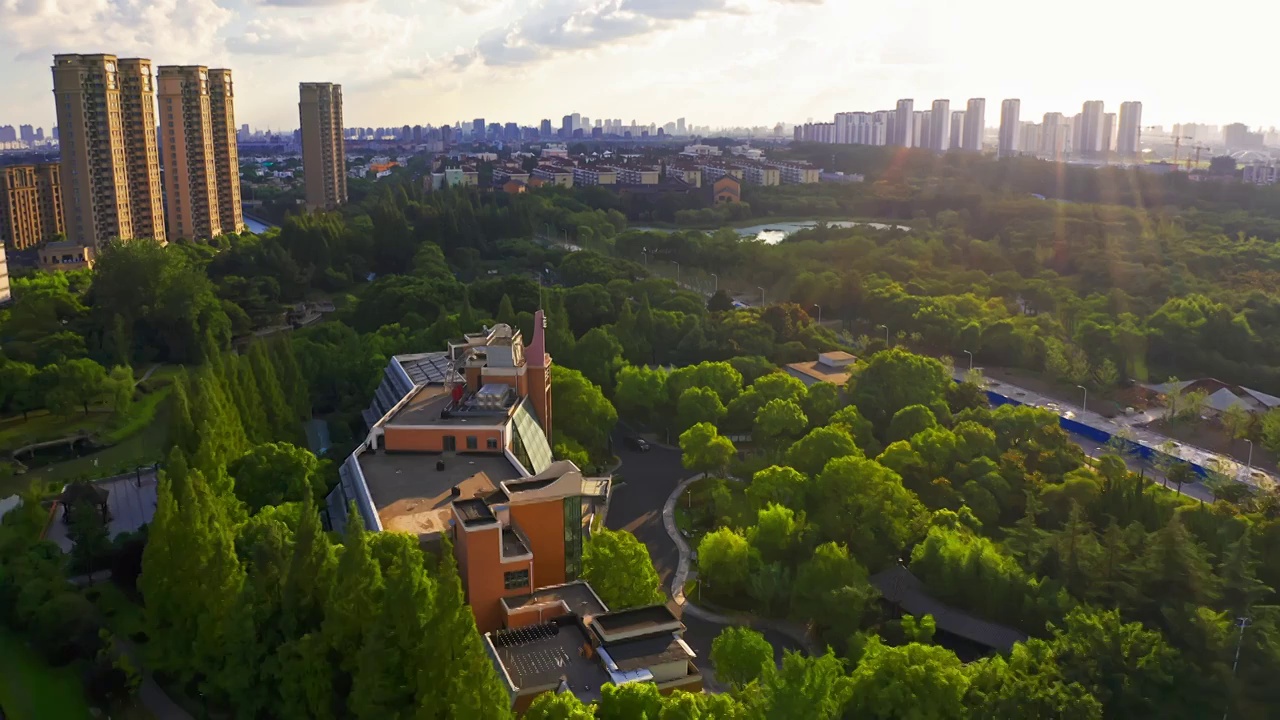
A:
135 364 162 387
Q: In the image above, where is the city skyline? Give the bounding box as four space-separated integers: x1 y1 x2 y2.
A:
2 0 1279 132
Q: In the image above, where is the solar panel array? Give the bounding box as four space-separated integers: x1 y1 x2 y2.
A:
399 353 457 386
492 623 560 648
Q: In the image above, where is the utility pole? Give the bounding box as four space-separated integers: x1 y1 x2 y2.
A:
1223 616 1252 720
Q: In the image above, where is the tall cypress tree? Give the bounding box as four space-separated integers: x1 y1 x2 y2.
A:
270 338 310 422
249 342 294 441
1219 527 1271 616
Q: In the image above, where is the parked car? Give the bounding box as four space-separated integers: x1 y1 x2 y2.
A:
626 436 651 452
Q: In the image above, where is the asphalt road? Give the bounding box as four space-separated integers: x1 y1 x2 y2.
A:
1068 431 1215 503
605 428 806 670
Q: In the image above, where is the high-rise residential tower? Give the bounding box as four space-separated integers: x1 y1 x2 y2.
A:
0 163 64 250
299 82 347 210
208 69 243 234
929 99 950 151
1117 101 1142 157
950 111 965 150
1079 101 1105 156
52 54 166 247
158 66 221 240
894 99 915 146
998 99 1021 158
963 98 986 151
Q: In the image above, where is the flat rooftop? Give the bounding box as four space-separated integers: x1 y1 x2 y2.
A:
503 581 609 618
489 618 610 698
603 634 693 672
591 604 681 638
357 451 522 536
386 384 518 428
785 360 852 386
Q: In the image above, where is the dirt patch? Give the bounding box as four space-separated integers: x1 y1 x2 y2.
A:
1147 417 1277 475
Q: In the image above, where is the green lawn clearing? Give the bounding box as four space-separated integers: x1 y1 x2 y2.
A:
0 628 92 720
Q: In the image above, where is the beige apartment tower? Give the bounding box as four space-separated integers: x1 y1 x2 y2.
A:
299 82 347 210
208 69 244 234
51 54 166 248
0 163 64 250
159 66 221 240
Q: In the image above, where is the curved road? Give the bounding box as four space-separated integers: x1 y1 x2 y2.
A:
604 429 805 672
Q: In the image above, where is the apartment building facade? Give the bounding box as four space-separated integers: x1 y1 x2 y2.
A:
159 66 221 240
0 247 9 305
52 54 166 247
208 70 244 234
611 166 660 185
299 82 348 209
571 166 617 186
0 163 64 250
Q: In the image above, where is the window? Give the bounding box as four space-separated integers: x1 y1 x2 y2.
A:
487 438 499 450
504 569 530 590
443 435 456 452
466 436 478 450
564 496 582 581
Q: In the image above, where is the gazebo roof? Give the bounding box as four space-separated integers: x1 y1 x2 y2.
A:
59 481 110 507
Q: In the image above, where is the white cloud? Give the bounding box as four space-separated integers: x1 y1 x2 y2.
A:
0 0 233 62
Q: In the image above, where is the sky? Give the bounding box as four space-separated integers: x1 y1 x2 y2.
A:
1 0 1276 132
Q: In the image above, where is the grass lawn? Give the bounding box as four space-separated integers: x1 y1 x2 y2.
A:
0 410 107 451
18 394 172 491
0 628 92 720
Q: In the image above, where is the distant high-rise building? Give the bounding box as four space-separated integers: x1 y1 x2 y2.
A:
929 99 950 151
299 82 347 210
912 111 928 148
1019 122 1041 157
561 115 573 138
34 128 44 141
677 117 686 135
52 126 59 141
950 111 965 150
998 99 1020 158
19 125 34 143
472 118 485 137
207 69 243 234
412 125 423 143
540 119 552 137
158 66 223 240
1101 113 1116 154
963 98 985 152
0 163 64 250
52 53 166 247
1079 101 1105 156
894 99 914 146
1042 112 1067 159
441 125 453 145
0 126 14 142
1117 101 1142 157
571 113 581 132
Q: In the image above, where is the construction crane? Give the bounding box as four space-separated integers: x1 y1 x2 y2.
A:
1145 126 1193 165
1187 144 1211 171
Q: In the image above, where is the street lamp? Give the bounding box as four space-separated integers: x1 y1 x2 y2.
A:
672 260 681 284
711 273 718 293
877 324 890 346
757 286 766 305
641 248 648 267
963 349 974 372
1077 385 1088 414
1245 438 1254 471
814 304 822 324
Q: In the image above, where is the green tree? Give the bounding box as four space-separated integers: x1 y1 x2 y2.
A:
46 358 108 415
1219 527 1272 616
582 528 666 610
680 423 736 477
801 382 842 427
846 637 969 720
697 527 753 597
748 504 800 564
847 348 950 432
107 365 135 413
886 404 938 444
496 294 517 327
569 327 624 391
784 426 860 477
748 651 852 720
613 364 669 427
551 365 618 460
754 399 808 450
710 627 774 688
811 456 928 570
791 542 873 643
677 386 727 432
67 496 110 572
524 691 594 720
829 405 879 455
747 465 809 511
0 360 41 418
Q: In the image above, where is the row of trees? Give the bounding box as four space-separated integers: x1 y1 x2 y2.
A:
669 348 1280 718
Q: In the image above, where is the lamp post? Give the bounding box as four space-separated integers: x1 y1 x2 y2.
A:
1245 438 1254 471
672 260 681 284
963 349 974 372
641 248 648 267
1077 385 1088 414
877 324 890 346
757 286 766 305
814 304 822 324
1224 616 1253 720
711 273 718 293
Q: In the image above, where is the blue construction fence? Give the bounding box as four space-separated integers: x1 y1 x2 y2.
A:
984 389 1210 479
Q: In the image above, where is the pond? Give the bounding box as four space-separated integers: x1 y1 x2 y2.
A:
634 219 909 244
243 215 274 234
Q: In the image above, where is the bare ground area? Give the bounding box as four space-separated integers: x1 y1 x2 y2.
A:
1146 417 1278 475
